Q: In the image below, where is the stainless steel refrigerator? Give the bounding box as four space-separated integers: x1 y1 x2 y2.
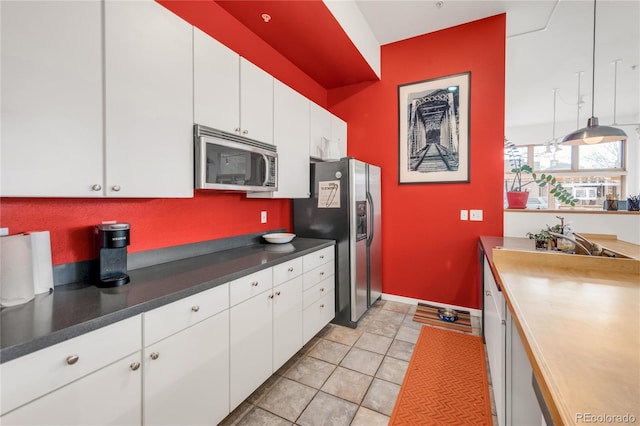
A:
293 158 382 328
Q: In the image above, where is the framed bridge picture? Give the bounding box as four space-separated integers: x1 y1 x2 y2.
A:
398 72 470 184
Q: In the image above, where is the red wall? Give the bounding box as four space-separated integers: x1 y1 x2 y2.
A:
329 15 506 309
0 7 505 310
0 194 292 265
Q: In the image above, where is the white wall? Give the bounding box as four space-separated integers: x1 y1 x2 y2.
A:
322 0 381 78
504 211 640 245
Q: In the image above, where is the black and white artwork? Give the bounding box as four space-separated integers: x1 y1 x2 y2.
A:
398 72 470 184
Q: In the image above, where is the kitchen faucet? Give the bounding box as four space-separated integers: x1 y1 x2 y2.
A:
547 232 593 256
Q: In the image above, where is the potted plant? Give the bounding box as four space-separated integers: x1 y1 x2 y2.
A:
505 140 578 209
526 230 553 250
527 223 563 250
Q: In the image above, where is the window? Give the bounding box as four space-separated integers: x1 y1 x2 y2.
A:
504 140 626 210
533 144 571 171
578 141 624 170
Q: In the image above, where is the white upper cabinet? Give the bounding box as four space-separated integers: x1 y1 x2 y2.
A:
193 29 273 145
309 102 347 161
247 80 310 199
0 0 193 198
104 0 193 197
309 102 332 160
239 58 274 144
0 1 104 197
330 114 347 160
193 27 240 136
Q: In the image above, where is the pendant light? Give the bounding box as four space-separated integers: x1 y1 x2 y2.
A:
562 0 628 145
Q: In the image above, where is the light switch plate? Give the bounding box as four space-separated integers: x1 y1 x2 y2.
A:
260 211 267 224
470 209 483 221
460 210 468 221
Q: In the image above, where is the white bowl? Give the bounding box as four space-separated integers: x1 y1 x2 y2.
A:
263 233 296 244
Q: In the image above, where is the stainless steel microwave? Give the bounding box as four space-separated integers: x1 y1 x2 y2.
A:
194 125 277 192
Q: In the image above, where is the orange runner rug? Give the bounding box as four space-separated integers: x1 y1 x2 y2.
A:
389 326 493 425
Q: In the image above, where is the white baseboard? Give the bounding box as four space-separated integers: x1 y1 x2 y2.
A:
381 293 482 318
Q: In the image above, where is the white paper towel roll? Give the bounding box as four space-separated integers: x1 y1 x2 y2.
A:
28 231 54 295
0 234 36 307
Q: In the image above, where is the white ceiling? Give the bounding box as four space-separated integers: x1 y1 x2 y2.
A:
355 0 640 143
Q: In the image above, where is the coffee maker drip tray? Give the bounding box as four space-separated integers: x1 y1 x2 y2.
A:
98 274 130 287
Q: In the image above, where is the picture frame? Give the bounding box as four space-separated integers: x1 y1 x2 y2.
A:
398 72 470 184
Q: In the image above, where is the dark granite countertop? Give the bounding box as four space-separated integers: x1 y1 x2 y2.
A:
0 237 334 363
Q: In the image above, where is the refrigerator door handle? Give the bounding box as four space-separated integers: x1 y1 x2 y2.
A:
366 191 374 245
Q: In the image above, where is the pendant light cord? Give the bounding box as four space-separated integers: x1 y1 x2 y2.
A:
590 0 597 118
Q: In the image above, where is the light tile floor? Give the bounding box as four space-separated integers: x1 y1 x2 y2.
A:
220 300 496 426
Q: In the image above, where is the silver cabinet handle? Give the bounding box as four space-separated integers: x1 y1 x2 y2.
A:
242 129 248 135
66 355 79 365
320 304 325 308
320 288 324 292
130 362 141 371
234 127 241 133
91 184 102 191
501 320 506 325
251 281 259 287
485 291 491 296
320 255 324 259
288 267 294 272
191 305 200 312
111 185 121 192
150 352 159 360
275 291 281 296
320 272 324 276
268 293 274 299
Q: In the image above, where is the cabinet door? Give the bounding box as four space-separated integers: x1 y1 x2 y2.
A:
144 310 230 426
1 352 141 426
104 0 193 197
273 276 303 372
303 289 335 344
0 0 103 197
240 58 273 144
309 102 331 159
248 80 310 199
193 27 240 135
484 258 506 426
229 290 273 410
330 114 347 159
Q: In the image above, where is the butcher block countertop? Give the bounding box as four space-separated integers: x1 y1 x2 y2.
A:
488 243 640 425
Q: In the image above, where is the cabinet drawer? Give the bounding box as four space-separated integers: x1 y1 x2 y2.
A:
272 257 303 286
0 315 142 416
144 283 229 346
303 276 335 309
303 260 334 291
303 290 335 343
230 268 273 307
302 246 334 272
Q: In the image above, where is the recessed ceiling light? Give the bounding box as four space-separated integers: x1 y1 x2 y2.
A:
436 1 444 9
261 13 271 23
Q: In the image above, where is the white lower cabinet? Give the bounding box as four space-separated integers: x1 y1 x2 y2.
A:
142 283 230 426
273 275 304 371
484 255 543 426
0 315 142 425
302 247 336 343
483 257 506 426
1 352 142 426
230 285 274 410
143 311 229 426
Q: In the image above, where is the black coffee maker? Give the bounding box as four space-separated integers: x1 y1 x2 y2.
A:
95 223 130 287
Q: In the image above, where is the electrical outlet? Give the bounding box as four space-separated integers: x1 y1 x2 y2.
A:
470 209 483 221
460 210 468 221
260 211 267 224
0 227 8 236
